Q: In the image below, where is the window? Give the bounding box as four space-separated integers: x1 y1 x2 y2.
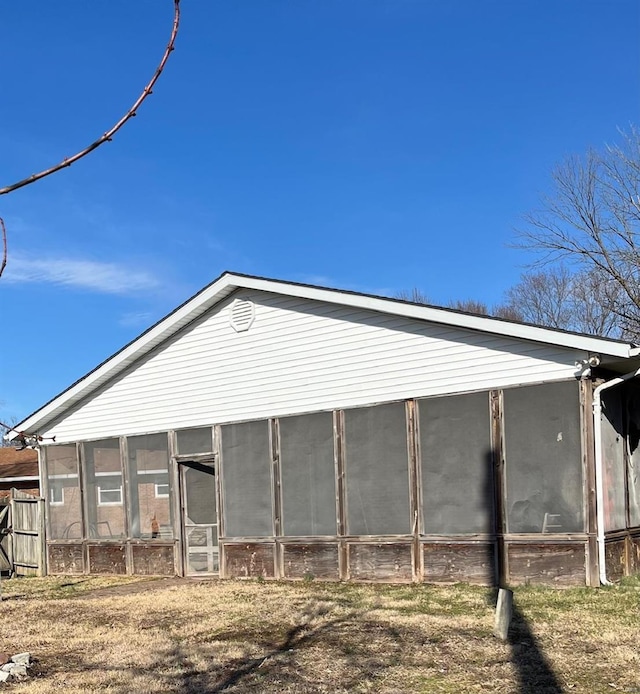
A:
49 483 64 506
97 478 123 506
155 483 170 498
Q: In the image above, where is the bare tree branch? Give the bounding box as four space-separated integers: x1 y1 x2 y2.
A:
0 1 180 197
0 218 6 279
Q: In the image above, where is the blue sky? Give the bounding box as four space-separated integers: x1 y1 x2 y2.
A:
1 0 639 424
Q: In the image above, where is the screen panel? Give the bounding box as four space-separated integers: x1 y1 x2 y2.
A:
127 433 172 540
176 427 213 456
504 381 584 534
46 444 82 539
280 412 336 536
221 420 273 537
419 391 494 534
84 438 125 539
626 382 640 528
601 390 626 531
344 402 411 536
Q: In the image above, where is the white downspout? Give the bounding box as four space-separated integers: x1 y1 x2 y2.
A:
593 367 640 585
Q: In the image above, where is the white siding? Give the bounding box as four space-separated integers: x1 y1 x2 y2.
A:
42 291 586 443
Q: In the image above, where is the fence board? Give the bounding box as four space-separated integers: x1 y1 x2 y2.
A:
10 491 44 576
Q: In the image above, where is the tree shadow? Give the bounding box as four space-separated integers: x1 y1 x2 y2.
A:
485 449 564 694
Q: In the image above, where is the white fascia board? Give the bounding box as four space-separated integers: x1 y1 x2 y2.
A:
13 272 634 438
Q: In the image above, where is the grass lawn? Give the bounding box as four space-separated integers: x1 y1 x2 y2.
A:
0 575 638 693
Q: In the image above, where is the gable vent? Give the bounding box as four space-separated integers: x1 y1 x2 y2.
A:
229 298 255 332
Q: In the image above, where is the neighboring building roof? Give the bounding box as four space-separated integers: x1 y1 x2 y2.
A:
0 448 39 482
8 271 640 440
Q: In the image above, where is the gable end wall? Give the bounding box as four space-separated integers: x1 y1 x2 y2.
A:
40 290 586 442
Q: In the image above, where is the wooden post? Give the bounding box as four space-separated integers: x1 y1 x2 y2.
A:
494 587 513 640
37 498 46 577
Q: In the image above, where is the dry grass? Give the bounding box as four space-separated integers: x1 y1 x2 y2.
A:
0 575 638 693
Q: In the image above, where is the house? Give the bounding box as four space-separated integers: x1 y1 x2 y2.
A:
0 448 39 501
6 272 640 585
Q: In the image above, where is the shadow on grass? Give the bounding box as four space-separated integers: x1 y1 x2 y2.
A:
484 450 564 694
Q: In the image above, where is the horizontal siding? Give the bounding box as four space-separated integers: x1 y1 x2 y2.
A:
42 291 585 442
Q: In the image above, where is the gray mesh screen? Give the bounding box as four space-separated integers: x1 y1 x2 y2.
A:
221 420 273 537
184 463 217 524
601 390 626 531
176 427 213 455
504 381 584 533
46 445 82 539
419 392 493 534
344 402 411 535
626 382 640 528
280 412 336 536
127 433 172 539
83 438 125 539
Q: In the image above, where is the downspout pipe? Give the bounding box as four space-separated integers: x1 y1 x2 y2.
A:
593 366 640 585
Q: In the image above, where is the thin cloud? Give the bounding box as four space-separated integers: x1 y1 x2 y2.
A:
4 255 161 295
118 311 155 328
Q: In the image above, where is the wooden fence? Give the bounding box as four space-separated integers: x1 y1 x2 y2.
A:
0 491 45 576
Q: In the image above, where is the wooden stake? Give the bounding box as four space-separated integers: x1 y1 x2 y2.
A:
494 587 513 640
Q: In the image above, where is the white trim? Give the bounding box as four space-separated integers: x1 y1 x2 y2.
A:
0 476 39 483
8 272 638 439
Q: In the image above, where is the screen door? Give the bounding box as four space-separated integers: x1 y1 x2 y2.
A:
180 460 219 575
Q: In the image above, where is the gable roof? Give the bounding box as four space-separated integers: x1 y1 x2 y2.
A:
8 271 640 440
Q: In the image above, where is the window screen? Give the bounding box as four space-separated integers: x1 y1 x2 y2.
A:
601 390 626 531
344 402 411 536
504 381 584 533
46 445 82 539
419 392 494 534
221 420 273 537
128 433 172 539
84 438 125 539
626 382 640 528
280 412 336 536
176 427 213 456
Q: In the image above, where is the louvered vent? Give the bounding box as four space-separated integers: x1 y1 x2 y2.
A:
229 298 255 332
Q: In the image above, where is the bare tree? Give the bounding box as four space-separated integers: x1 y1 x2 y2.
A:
0 417 20 447
395 288 432 304
517 126 640 336
501 266 624 337
0 1 181 279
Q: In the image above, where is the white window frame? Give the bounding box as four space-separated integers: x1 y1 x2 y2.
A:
97 481 123 506
49 484 64 506
155 482 170 498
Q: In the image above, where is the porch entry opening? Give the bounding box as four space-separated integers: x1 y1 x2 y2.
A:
180 460 218 575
